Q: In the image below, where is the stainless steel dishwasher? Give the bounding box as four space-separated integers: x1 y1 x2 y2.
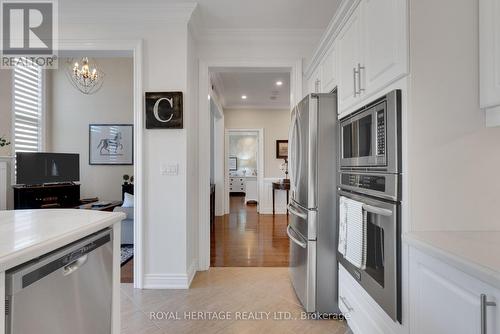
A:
5 229 113 334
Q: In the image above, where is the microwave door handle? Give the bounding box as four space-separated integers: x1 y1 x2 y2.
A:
362 204 393 217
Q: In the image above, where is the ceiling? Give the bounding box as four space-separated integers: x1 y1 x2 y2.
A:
63 0 341 30
189 0 341 30
213 70 291 110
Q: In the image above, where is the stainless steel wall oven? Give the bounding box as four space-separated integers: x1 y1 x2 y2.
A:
338 90 402 323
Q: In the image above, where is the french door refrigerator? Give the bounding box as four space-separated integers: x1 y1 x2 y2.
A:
287 92 339 313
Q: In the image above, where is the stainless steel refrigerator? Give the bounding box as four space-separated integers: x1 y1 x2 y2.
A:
287 92 339 313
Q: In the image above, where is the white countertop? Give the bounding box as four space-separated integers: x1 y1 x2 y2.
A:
0 209 125 271
404 231 500 289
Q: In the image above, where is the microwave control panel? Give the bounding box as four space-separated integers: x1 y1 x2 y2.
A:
377 110 385 156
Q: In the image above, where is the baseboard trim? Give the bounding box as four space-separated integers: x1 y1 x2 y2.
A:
143 260 199 289
187 260 198 287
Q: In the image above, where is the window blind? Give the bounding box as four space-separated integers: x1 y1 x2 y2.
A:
13 62 43 152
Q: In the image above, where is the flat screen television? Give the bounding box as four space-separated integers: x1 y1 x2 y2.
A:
16 152 80 185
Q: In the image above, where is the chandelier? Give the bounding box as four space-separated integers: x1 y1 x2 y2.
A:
66 57 105 95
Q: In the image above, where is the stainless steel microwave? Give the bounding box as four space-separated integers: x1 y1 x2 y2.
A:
339 90 401 173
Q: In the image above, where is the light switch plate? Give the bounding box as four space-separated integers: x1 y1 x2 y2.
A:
161 163 179 176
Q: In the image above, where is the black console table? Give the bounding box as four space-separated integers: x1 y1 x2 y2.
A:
13 183 81 209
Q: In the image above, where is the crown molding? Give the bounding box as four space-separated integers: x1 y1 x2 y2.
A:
304 0 360 79
59 3 198 24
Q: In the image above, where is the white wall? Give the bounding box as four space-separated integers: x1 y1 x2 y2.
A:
0 69 12 157
224 108 290 178
186 20 199 278
48 58 133 201
408 0 500 231
210 94 225 216
58 2 195 286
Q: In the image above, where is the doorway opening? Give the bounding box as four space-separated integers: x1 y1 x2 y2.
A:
57 41 143 288
206 67 293 267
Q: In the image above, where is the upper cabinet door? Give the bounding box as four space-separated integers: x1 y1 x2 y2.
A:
480 0 500 109
320 43 337 93
362 0 408 96
337 6 363 112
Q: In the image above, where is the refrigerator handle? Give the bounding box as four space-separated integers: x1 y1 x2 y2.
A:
287 225 307 248
288 203 307 220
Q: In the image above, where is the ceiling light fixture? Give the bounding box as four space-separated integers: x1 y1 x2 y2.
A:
65 57 105 95
276 81 283 86
241 95 247 100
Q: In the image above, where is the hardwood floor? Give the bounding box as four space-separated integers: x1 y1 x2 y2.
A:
121 258 134 283
211 195 290 267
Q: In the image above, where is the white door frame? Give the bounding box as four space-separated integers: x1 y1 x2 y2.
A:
198 58 302 271
225 128 264 214
58 39 144 288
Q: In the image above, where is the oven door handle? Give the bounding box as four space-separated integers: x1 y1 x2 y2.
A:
362 204 393 217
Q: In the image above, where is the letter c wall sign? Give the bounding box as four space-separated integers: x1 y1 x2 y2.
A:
145 92 183 129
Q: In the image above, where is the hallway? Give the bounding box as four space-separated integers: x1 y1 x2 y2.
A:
210 196 290 267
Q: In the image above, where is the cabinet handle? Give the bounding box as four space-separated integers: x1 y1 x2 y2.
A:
357 63 365 93
353 67 359 96
481 294 496 334
340 295 354 312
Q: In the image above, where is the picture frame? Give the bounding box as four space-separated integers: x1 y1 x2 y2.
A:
228 157 237 171
276 140 288 159
89 124 134 165
145 91 183 129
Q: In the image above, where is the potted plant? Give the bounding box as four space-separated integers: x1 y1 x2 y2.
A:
0 136 10 148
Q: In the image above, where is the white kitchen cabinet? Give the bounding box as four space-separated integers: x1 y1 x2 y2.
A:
480 0 500 120
409 247 500 334
362 0 408 97
337 4 363 112
335 0 408 114
338 264 401 334
320 43 337 93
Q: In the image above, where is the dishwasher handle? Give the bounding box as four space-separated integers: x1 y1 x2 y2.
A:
63 255 88 276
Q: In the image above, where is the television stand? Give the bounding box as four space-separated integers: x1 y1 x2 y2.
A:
13 183 81 209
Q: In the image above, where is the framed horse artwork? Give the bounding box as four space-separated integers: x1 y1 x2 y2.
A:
89 124 133 165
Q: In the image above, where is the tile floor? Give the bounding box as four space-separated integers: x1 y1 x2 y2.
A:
121 267 350 334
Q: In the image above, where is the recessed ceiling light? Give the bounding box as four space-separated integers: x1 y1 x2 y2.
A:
241 95 247 100
276 81 283 86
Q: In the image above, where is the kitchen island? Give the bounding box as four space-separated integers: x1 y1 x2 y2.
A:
0 209 125 334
